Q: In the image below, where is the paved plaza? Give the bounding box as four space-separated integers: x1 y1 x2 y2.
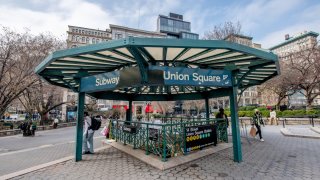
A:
8 126 320 180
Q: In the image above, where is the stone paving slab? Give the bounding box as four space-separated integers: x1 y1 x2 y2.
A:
7 126 320 180
109 140 232 170
281 128 320 139
310 127 320 134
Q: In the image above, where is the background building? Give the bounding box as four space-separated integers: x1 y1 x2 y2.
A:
66 25 112 48
157 13 199 40
110 24 166 40
270 31 319 107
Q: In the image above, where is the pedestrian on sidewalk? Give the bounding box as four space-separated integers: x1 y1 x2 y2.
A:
83 112 95 154
31 122 37 136
269 109 277 125
252 109 264 142
216 108 229 127
53 118 59 129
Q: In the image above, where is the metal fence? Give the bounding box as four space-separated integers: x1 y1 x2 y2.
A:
110 118 228 162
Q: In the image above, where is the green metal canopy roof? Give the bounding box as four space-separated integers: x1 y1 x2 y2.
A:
35 37 279 100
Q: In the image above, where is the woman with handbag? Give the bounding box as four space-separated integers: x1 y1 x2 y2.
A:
252 109 264 142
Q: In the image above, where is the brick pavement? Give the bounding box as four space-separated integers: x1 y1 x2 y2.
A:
10 126 320 180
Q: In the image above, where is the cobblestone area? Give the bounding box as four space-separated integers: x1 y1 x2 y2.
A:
11 126 320 180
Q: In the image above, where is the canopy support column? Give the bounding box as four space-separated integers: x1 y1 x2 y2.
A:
126 100 132 121
205 97 210 119
75 92 85 162
229 72 242 163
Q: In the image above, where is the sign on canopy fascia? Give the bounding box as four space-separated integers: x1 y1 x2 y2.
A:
80 66 232 93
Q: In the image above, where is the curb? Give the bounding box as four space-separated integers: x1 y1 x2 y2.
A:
0 146 111 180
109 141 232 170
310 127 320 134
280 128 320 139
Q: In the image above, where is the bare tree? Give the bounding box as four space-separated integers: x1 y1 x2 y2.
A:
18 78 72 124
155 101 174 116
182 100 193 115
193 100 205 116
203 21 242 41
284 44 320 110
260 63 296 110
0 27 62 117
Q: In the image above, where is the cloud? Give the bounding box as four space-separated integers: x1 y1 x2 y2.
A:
257 3 320 48
0 0 116 38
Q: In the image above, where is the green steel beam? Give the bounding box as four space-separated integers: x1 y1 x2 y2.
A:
163 47 168 65
229 71 242 163
205 57 260 66
91 52 134 64
201 54 250 64
237 61 275 85
91 88 230 101
205 97 209 119
137 47 155 63
127 47 149 83
112 49 135 61
191 50 233 63
172 48 189 65
75 92 85 162
181 49 211 62
54 59 118 67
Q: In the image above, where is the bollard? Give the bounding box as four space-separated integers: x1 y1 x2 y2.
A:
282 118 285 128
311 116 315 127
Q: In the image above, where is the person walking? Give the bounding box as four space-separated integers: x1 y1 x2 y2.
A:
83 112 95 154
252 109 264 142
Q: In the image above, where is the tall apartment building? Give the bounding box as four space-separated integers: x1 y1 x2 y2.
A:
157 13 199 40
269 31 319 106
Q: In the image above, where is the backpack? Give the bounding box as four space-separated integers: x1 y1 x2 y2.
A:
90 116 101 130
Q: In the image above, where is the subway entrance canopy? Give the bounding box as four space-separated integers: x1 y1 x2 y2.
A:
35 37 279 162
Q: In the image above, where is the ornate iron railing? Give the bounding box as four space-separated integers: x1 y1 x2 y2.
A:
110 118 228 161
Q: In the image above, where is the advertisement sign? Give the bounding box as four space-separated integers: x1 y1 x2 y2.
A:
185 124 217 153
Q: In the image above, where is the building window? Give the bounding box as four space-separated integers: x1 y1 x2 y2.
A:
86 37 89 43
82 37 85 42
92 38 95 44
116 33 123 39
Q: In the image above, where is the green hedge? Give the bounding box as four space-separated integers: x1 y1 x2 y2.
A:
223 110 320 118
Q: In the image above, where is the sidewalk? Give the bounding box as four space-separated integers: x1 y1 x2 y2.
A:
6 126 320 180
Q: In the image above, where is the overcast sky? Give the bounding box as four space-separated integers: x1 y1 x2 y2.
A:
0 0 319 48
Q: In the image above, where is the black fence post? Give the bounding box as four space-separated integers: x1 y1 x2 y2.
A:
282 118 286 128
311 116 315 127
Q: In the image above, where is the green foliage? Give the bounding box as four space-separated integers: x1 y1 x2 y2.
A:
152 114 164 118
233 110 320 118
239 106 257 111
